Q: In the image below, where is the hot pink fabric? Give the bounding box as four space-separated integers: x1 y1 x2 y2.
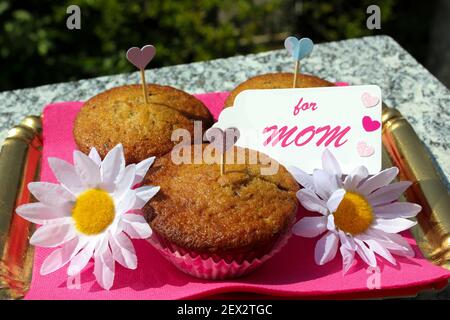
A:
25 92 450 300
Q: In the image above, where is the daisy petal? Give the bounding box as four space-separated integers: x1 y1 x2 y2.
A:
367 181 412 206
113 164 136 200
30 220 76 247
338 231 357 273
292 216 327 238
358 167 399 195
374 202 421 219
322 149 342 178
16 203 70 224
88 147 102 166
362 238 396 265
120 214 152 239
314 231 339 265
327 214 335 230
133 157 155 185
74 151 101 188
388 246 414 257
116 190 136 214
343 165 369 191
47 158 85 195
94 238 115 290
296 189 328 215
134 186 160 210
354 238 377 267
313 169 338 200
100 144 125 190
326 189 345 213
338 230 357 250
382 233 415 257
364 228 414 257
287 166 314 191
340 245 356 274
68 241 97 276
373 218 417 233
28 182 75 207
109 232 137 269
40 237 84 275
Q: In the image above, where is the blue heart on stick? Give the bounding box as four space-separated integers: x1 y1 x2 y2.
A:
284 37 314 60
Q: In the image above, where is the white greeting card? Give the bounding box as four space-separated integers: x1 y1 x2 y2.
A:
215 85 382 174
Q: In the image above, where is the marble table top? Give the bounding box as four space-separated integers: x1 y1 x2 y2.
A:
0 35 449 190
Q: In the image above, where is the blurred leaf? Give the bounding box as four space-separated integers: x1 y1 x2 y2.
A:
0 0 416 91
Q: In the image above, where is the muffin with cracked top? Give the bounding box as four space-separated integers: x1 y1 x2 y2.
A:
143 144 299 279
74 84 213 163
224 72 334 108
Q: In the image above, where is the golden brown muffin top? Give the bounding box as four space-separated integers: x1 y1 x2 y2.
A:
143 144 299 254
224 72 334 107
74 84 213 163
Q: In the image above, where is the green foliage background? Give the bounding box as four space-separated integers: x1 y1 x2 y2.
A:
0 0 436 91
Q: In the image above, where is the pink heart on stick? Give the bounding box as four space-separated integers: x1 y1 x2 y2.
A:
361 92 380 108
126 45 156 69
357 141 375 157
205 127 241 153
362 116 381 132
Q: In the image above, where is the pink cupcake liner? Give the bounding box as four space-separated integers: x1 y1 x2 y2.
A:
147 224 294 280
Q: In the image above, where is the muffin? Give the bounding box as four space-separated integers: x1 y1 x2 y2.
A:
143 144 299 279
224 72 334 108
74 84 213 163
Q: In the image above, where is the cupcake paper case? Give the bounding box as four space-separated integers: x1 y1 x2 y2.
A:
143 144 299 279
147 226 293 280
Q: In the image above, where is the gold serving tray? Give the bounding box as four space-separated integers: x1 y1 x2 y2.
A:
0 106 448 300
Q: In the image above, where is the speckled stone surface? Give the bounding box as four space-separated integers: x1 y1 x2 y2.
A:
1 35 448 189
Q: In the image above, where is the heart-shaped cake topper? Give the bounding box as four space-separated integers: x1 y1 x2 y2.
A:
205 127 241 153
284 37 314 61
362 116 381 132
126 44 156 104
126 45 156 70
361 92 380 108
357 141 375 157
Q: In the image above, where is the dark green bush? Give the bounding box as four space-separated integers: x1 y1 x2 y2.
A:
1 0 423 91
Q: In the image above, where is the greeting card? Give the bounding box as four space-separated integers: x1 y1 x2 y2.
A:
215 85 382 174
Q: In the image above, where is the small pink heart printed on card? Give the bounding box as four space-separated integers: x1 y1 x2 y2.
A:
361 92 379 108
362 116 381 132
205 127 241 153
126 45 156 69
357 141 375 157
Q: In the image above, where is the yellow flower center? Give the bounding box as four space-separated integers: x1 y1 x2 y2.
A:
72 189 115 235
333 192 373 235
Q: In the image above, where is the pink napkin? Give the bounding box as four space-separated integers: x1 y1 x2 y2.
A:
24 92 450 300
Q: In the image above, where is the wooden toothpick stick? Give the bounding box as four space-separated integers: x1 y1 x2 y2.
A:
205 127 240 177
126 45 156 104
221 151 226 175
285 36 314 88
140 68 149 104
293 60 299 88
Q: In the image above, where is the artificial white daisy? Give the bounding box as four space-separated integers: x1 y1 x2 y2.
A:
16 144 160 290
289 149 421 273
